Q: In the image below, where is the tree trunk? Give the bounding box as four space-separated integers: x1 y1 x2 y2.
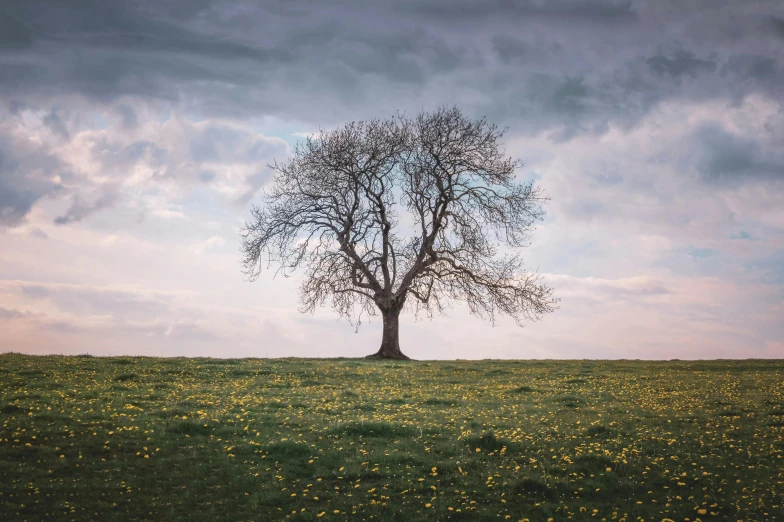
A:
367 308 409 360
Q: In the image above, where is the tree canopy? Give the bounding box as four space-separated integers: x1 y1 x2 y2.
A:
241 107 557 359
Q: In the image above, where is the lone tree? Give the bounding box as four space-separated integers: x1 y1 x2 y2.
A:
241 107 556 359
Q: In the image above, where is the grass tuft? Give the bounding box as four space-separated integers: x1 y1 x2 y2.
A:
1 404 23 414
422 398 457 406
332 421 413 438
167 420 212 436
464 431 508 452
585 425 612 438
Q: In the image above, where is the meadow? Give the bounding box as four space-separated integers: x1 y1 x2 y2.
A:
0 354 782 521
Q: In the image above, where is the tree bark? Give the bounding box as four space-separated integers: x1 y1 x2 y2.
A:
367 308 409 360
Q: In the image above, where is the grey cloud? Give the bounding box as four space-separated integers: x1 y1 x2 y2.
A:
646 48 717 78
1 0 783 242
20 284 52 299
42 110 70 140
764 110 784 146
0 4 35 49
0 0 288 61
550 275 673 308
769 16 784 39
123 141 167 166
114 104 138 129
0 1 780 238
0 306 28 319
492 35 528 65
395 0 639 24
722 54 776 81
695 124 784 184
92 122 281 207
54 190 118 225
2 0 779 137
0 108 286 222
77 120 285 188
593 172 623 186
752 252 784 285
0 133 63 227
233 168 275 207
568 200 604 219
550 77 593 119
17 281 175 322
197 170 216 183
0 176 40 226
83 137 167 177
603 283 671 299
28 227 48 239
188 124 286 164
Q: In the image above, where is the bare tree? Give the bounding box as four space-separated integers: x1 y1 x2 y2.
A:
241 107 557 359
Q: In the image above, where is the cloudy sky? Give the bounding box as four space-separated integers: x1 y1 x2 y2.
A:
1 0 783 359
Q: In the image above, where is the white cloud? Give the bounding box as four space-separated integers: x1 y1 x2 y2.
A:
151 209 187 220
189 236 226 255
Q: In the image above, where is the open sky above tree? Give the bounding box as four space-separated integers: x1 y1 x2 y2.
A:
0 0 782 359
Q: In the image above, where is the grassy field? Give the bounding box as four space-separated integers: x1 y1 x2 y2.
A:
0 355 782 521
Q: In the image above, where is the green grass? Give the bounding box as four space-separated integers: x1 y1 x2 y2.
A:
1 355 783 521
